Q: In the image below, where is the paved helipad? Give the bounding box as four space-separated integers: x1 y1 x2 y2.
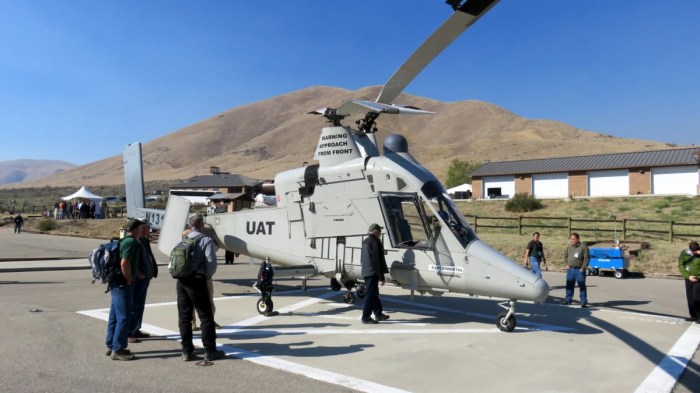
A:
2 229 699 392
78 282 700 392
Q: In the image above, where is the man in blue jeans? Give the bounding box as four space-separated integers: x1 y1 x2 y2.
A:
128 220 158 342
561 232 590 308
105 218 146 360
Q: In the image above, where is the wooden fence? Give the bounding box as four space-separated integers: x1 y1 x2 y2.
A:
466 215 700 243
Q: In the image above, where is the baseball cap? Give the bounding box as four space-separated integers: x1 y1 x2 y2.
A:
124 218 145 231
368 223 383 232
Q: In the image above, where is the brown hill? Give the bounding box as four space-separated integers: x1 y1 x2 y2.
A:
4 86 676 188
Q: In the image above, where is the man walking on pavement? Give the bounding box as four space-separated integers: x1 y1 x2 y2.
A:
361 223 390 324
561 232 590 308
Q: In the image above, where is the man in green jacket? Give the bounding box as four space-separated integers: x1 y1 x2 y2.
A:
562 233 590 308
679 241 700 323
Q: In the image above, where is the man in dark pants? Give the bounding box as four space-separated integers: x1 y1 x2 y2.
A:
561 232 590 308
128 220 158 341
679 241 700 323
361 223 390 324
177 214 225 362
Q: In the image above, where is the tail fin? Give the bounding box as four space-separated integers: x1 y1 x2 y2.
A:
122 142 167 230
123 142 145 217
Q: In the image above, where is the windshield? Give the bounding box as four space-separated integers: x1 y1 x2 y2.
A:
425 190 477 249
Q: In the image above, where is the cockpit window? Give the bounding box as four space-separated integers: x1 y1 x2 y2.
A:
419 181 477 248
378 192 432 249
433 193 477 248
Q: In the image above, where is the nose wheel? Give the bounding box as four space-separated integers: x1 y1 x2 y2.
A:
257 297 274 314
495 299 517 332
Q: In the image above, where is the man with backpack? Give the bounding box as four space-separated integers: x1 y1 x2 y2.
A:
105 218 146 361
128 219 158 342
176 214 225 362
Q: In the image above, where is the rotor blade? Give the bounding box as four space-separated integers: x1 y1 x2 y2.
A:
375 0 500 104
336 100 435 117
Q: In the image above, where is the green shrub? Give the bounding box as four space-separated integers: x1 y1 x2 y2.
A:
505 194 543 213
37 218 57 232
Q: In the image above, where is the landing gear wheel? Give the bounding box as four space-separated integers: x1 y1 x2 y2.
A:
344 291 356 304
330 278 342 292
496 312 516 332
614 270 624 279
356 284 366 299
257 297 273 314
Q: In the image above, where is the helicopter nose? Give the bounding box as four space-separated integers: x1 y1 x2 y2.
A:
532 277 549 303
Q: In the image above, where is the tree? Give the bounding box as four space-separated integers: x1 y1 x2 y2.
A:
445 159 480 189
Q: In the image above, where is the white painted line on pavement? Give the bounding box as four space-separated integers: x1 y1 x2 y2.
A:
77 291 409 393
634 324 700 393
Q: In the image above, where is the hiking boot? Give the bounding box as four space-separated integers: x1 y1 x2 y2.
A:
111 349 135 361
132 330 151 338
361 318 378 324
127 336 141 343
204 350 226 361
376 313 390 321
182 351 196 361
106 348 131 356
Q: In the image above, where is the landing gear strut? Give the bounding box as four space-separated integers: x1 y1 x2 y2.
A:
342 279 357 304
330 277 361 304
496 299 517 332
253 258 277 316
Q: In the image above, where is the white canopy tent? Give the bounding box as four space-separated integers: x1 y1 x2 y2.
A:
61 186 105 218
62 186 103 201
446 183 472 194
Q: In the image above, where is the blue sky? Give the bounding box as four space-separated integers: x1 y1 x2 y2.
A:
1 0 698 165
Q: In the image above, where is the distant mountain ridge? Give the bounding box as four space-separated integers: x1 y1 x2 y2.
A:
0 159 76 185
1 86 679 189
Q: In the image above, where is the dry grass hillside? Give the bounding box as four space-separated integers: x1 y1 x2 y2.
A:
5 86 677 189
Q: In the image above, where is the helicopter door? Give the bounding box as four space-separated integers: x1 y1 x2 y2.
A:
377 192 433 250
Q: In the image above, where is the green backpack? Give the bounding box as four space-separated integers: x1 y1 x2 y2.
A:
169 235 201 278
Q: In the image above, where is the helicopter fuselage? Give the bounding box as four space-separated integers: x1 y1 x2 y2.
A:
206 127 548 303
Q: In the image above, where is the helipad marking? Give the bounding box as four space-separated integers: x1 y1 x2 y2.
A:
77 288 698 393
634 324 700 393
78 291 408 393
220 327 505 335
383 296 575 332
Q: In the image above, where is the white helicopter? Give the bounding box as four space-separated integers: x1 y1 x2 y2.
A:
124 0 549 332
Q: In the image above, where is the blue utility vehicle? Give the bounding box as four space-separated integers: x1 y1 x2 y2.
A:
588 247 629 279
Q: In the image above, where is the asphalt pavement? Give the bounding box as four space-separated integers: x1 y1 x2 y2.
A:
1 227 699 392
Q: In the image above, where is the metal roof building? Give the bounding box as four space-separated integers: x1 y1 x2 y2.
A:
170 173 263 205
471 148 700 177
171 174 262 189
470 148 700 199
